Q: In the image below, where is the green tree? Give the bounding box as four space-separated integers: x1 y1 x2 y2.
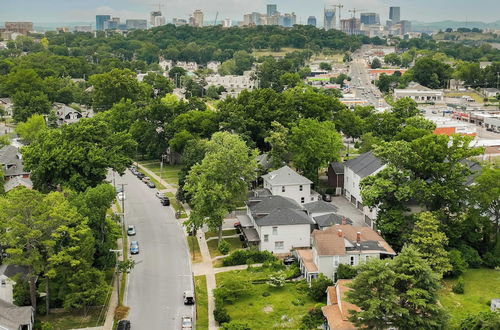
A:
308 274 333 302
15 114 47 144
409 212 452 277
264 121 289 169
12 91 52 123
391 97 419 120
335 109 364 139
460 311 500 330
89 68 149 111
319 62 332 71
143 72 174 98
370 58 382 69
22 117 137 192
0 135 10 149
64 268 110 316
409 57 452 89
472 168 500 242
289 119 342 184
184 132 258 240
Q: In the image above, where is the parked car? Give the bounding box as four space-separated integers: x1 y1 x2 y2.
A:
160 196 170 206
183 290 195 305
283 256 297 265
233 221 241 228
141 177 151 183
117 192 126 201
127 225 136 236
322 194 332 202
130 241 139 255
136 172 145 179
117 320 131 330
486 127 494 132
181 316 193 330
147 181 156 188
155 191 164 199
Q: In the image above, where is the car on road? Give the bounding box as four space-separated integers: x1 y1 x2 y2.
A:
130 241 139 255
136 172 145 179
146 181 156 188
181 316 193 330
155 191 164 199
117 320 131 330
127 225 136 236
141 176 151 183
183 290 195 305
160 196 170 206
117 192 126 201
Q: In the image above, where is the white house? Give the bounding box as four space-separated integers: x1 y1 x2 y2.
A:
53 103 84 125
0 299 34 330
159 59 174 71
0 98 13 117
207 61 221 72
0 265 28 305
296 225 395 282
262 166 320 205
343 152 385 227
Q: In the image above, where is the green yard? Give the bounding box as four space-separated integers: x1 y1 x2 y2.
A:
165 192 188 219
205 229 237 239
187 236 203 263
138 161 182 188
207 237 243 257
194 275 209 330
439 268 500 328
38 308 105 329
215 269 316 329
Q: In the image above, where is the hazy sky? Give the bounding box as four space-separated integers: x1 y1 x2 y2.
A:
0 0 498 24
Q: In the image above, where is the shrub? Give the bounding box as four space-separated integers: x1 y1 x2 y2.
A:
452 277 465 294
13 279 31 306
459 245 482 268
286 264 302 279
222 249 276 266
459 311 500 329
483 251 500 269
295 280 309 294
300 306 324 330
308 274 333 302
214 308 231 324
218 239 230 255
336 264 358 280
292 298 304 306
262 260 285 271
446 249 467 277
267 272 286 288
262 291 270 297
214 277 251 304
221 320 251 330
41 322 55 330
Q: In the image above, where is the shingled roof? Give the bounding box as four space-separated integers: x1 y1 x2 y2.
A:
262 165 312 185
255 208 314 226
303 200 338 215
344 151 384 178
314 213 353 229
248 195 302 214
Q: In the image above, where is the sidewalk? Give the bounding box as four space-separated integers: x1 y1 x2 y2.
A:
138 163 218 330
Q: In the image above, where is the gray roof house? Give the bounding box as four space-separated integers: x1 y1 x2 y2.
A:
0 265 29 306
0 146 31 192
303 200 339 217
0 299 34 330
262 166 320 205
314 214 353 230
344 152 384 179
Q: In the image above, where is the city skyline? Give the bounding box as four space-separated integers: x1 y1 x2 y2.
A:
1 0 499 25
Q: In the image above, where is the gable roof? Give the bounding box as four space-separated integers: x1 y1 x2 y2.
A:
303 201 338 215
344 151 384 178
0 299 33 329
314 213 353 228
261 165 312 185
313 225 395 256
0 264 29 280
248 195 302 214
256 208 314 226
322 280 360 330
329 162 344 174
0 146 19 165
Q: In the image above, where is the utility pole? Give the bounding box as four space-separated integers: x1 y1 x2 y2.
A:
119 183 127 235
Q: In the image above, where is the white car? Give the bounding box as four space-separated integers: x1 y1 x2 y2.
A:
117 192 126 201
181 316 193 329
155 191 164 199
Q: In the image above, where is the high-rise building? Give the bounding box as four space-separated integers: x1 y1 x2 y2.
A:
360 13 380 25
126 19 148 30
223 18 232 28
267 4 278 17
324 8 336 31
173 18 188 27
74 25 92 33
399 20 411 35
150 11 162 27
193 9 204 27
4 22 34 35
104 20 118 30
307 16 317 27
341 18 361 35
251 12 261 25
280 13 296 28
96 15 111 31
389 7 401 22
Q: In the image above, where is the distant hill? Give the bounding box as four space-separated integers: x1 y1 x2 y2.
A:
411 20 500 32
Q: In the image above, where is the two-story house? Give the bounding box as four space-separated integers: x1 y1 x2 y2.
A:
0 265 28 305
343 152 385 227
262 166 320 205
0 146 32 192
297 225 395 282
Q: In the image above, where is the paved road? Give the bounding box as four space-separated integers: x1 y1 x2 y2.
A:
117 170 193 329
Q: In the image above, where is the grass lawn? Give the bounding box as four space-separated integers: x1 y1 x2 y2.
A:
206 237 243 257
38 308 105 329
216 269 316 329
195 275 209 330
444 91 484 103
139 161 182 188
252 47 300 58
439 268 500 328
165 192 188 219
205 229 237 239
187 236 203 263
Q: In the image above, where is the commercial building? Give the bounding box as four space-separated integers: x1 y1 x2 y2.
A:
389 6 401 23
96 15 111 31
280 13 296 27
4 22 33 35
267 4 278 17
193 9 204 27
307 16 317 27
340 18 361 35
126 19 148 30
394 83 444 103
398 20 412 35
74 25 92 32
360 13 380 25
154 16 166 27
223 18 232 28
324 8 336 31
173 18 188 26
150 11 162 27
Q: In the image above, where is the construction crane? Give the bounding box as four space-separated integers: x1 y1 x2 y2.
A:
214 11 219 26
348 8 367 18
333 3 344 29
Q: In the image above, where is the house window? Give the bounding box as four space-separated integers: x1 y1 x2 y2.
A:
301 197 305 203
272 227 278 235
1 279 5 286
264 234 269 242
334 256 339 267
299 185 303 191
350 256 355 266
282 186 285 192
275 241 284 249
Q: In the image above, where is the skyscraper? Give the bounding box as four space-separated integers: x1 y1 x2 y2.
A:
389 7 401 23
360 13 380 25
307 16 317 27
193 9 204 27
150 11 162 27
96 15 111 31
267 4 277 17
324 8 336 31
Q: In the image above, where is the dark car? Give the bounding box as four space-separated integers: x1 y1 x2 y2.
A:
160 196 170 206
183 290 195 305
136 172 145 179
283 256 297 265
322 194 332 202
147 181 156 188
117 320 131 330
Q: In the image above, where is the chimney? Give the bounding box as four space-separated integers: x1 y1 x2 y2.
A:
356 232 361 244
337 229 343 237
342 217 347 225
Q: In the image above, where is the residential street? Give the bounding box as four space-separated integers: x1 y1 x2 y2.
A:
117 170 194 329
